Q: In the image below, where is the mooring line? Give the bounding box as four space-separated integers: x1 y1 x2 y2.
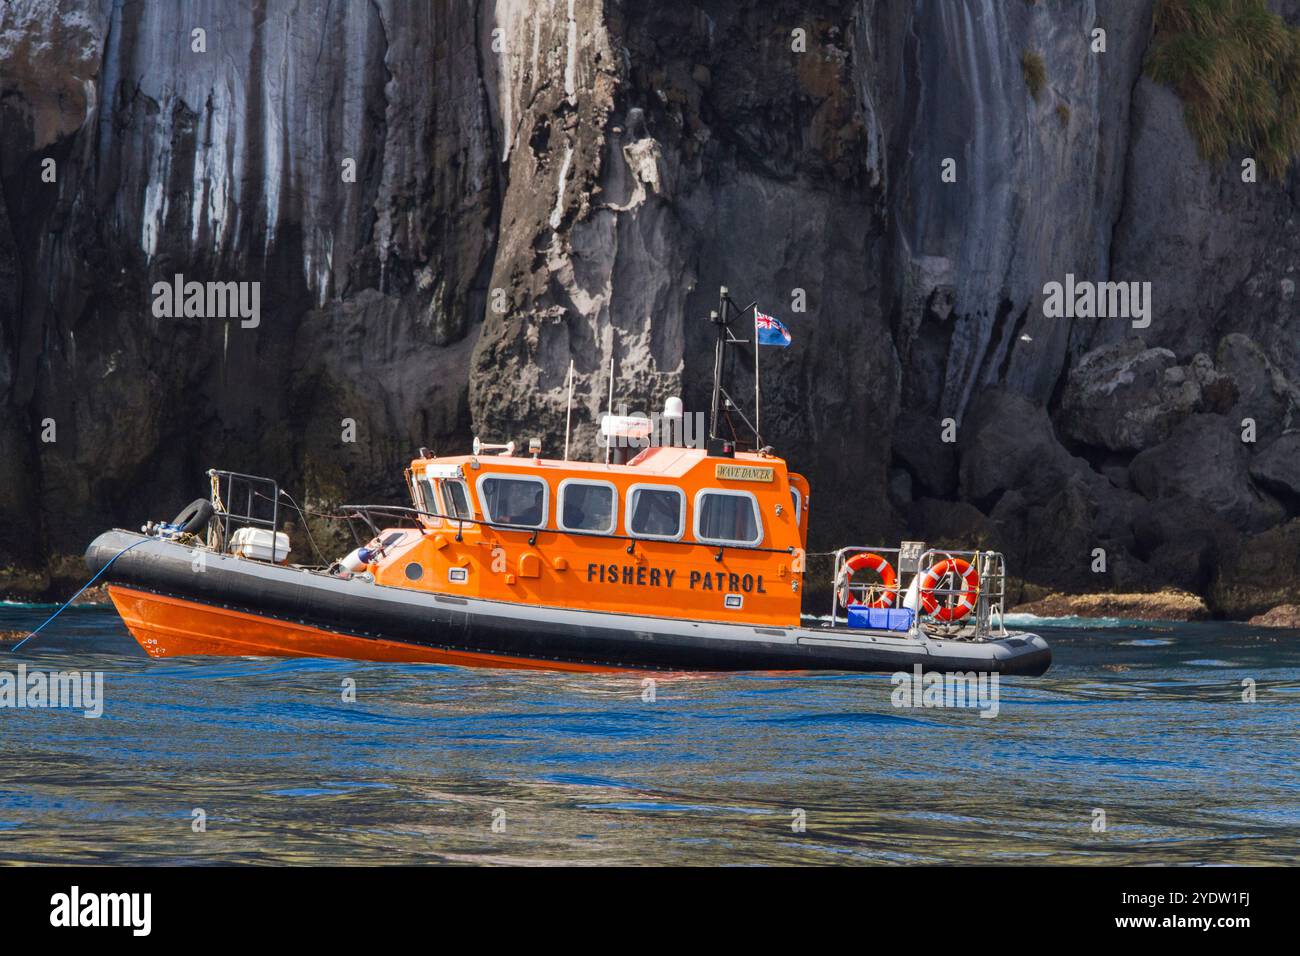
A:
11 538 154 652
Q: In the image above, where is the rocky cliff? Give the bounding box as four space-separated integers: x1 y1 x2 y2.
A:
1 0 1297 616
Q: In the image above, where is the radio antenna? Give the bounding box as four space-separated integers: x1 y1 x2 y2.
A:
708 286 728 441
563 360 575 461
605 354 615 464
707 285 759 449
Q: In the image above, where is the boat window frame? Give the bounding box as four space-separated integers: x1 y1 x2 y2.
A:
474 472 550 530
440 478 473 520
418 478 442 526
790 486 802 526
693 488 764 548
624 483 687 542
556 478 619 535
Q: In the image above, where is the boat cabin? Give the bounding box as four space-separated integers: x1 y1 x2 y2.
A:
356 445 811 628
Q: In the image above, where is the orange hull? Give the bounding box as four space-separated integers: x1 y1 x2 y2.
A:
107 585 619 673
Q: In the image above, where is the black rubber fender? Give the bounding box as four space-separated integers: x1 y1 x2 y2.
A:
170 498 215 535
82 529 1054 675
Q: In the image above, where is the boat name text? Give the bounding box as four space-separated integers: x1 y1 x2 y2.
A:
714 464 774 482
587 563 767 593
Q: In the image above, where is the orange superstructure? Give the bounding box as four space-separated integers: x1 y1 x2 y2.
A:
363 445 811 628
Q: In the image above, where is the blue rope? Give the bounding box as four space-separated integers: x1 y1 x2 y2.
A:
11 537 154 652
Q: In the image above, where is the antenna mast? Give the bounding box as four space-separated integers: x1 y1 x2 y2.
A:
708 286 728 442
563 360 575 461
604 354 615 465
706 285 760 450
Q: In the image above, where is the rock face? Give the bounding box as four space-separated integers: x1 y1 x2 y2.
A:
1 0 497 564
1250 432 1300 498
2 0 1299 617
1129 415 1285 533
1012 590 1211 622
959 389 1092 507
1211 519 1300 619
1060 338 1223 452
1248 605 1300 629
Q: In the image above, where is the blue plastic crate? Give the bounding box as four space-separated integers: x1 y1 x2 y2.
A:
846 606 915 632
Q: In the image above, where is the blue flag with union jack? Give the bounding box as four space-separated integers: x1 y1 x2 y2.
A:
755 310 792 348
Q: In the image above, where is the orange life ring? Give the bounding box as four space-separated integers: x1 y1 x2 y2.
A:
919 557 980 622
837 552 897 608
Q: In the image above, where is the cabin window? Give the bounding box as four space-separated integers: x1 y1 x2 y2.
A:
477 475 548 529
441 479 472 520
626 484 685 541
418 479 440 520
694 490 763 547
558 479 617 534
790 487 803 526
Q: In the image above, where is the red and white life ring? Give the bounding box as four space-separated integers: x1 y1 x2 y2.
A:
837 552 898 608
919 557 980 622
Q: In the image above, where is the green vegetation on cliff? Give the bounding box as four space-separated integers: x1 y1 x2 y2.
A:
1021 49 1046 99
1148 0 1300 177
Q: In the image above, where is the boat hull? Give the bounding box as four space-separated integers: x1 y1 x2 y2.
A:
106 585 615 671
86 531 1052 675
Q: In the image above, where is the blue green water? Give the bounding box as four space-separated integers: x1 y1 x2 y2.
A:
1 605 1297 864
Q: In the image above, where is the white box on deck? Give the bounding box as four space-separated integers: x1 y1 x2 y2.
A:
230 527 292 564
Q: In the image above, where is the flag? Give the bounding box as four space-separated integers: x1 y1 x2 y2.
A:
755 310 792 348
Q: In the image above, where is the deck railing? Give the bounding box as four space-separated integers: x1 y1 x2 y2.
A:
829 543 1008 639
207 469 282 562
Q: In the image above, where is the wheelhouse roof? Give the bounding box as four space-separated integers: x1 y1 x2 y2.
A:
411 446 789 480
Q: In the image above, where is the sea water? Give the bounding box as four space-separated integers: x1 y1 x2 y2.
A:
0 604 1296 864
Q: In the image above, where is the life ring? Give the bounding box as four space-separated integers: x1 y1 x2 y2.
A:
919 557 980 622
170 498 215 536
836 552 897 608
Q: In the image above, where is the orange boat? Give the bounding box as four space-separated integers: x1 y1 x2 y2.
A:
85 288 1050 675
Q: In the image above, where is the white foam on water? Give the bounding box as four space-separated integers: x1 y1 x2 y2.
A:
1001 613 1130 629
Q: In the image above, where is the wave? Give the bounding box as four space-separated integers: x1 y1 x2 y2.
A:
0 600 110 610
1003 613 1152 629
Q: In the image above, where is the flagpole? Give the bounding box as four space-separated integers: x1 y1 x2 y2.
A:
753 306 761 448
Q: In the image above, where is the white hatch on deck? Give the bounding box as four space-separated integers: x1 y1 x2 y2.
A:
230 527 291 564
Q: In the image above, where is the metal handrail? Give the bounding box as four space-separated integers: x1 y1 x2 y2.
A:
916 547 1008 639
207 469 282 562
828 544 1009 639
829 546 905 627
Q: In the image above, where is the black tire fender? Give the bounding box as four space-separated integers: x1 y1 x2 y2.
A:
170 498 215 536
